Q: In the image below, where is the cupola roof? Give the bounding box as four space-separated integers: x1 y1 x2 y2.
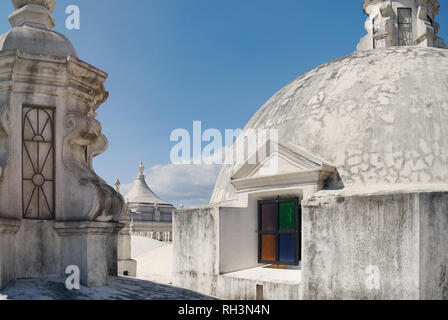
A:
125 162 174 207
0 0 77 57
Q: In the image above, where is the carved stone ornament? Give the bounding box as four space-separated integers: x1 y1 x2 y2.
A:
12 0 56 12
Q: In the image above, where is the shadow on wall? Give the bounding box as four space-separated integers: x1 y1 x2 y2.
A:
324 170 345 191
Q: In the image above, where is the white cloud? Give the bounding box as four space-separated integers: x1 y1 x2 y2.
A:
119 182 133 197
120 163 221 208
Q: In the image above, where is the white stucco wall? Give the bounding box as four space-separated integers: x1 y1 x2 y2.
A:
173 202 302 300
302 189 448 300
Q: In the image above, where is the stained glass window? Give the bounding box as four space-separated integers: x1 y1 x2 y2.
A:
279 234 296 263
258 198 301 265
279 201 295 230
261 234 276 261
261 203 276 231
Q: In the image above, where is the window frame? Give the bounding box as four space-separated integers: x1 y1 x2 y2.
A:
22 104 56 220
397 7 413 46
258 197 301 266
372 16 379 49
372 16 379 35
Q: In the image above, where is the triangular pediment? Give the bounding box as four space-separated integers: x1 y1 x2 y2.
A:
248 152 318 178
231 140 327 180
230 140 336 193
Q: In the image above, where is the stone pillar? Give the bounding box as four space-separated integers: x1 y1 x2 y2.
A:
55 222 123 287
0 218 20 289
0 0 124 288
116 219 137 277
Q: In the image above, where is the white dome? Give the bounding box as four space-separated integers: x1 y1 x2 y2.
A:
212 47 448 203
125 176 172 207
124 162 174 208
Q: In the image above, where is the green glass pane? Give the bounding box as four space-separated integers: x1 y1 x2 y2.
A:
279 201 295 230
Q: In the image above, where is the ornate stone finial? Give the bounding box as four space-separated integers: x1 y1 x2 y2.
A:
357 0 446 50
138 161 145 178
12 0 56 12
114 179 121 193
9 0 56 29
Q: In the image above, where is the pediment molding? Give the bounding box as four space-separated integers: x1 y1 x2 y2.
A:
231 140 336 193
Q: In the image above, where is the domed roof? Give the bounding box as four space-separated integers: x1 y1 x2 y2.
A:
0 26 77 58
125 162 173 207
0 0 77 58
125 177 172 206
211 47 448 203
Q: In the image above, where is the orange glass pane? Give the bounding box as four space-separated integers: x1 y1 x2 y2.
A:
261 234 276 261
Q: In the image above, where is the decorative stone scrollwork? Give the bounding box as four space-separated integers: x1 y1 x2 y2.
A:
87 132 108 171
91 84 109 112
0 105 10 135
0 105 10 180
62 111 123 222
64 112 103 147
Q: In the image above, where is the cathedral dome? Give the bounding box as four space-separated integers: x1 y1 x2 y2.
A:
211 46 448 203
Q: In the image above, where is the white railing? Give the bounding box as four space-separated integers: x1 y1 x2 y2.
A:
132 231 172 242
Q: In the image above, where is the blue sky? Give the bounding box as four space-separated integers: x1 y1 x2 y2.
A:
1 0 447 206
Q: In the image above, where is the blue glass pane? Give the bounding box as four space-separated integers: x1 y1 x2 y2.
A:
279 234 296 263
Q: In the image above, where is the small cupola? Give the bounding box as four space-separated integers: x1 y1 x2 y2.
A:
0 0 77 57
357 0 446 50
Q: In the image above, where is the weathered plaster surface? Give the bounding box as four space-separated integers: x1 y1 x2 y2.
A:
173 206 219 297
14 220 60 278
419 192 448 299
212 47 448 203
218 267 301 300
173 204 302 300
0 104 8 180
302 190 448 300
358 0 446 50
